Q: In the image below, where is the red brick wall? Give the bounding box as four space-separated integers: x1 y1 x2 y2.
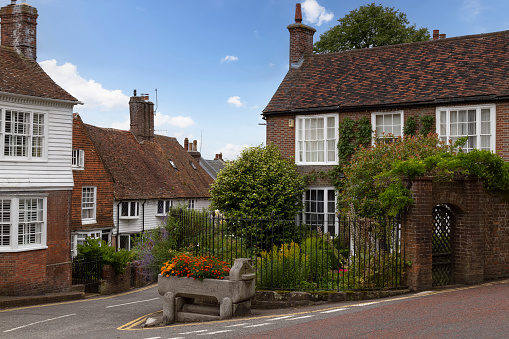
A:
267 102 509 186
403 178 509 291
71 115 114 231
0 190 72 296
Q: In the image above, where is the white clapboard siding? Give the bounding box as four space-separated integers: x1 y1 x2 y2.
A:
113 199 211 234
0 99 74 190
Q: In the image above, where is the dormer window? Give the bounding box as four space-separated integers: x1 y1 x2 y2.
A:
72 149 85 169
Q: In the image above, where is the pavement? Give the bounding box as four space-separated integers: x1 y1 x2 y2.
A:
0 290 86 309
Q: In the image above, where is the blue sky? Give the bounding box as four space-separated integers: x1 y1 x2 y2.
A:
24 0 509 159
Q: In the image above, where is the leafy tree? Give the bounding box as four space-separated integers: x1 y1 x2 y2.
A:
210 144 305 219
314 3 430 53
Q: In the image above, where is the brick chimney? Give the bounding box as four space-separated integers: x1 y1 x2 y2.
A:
287 3 316 68
129 90 155 143
433 29 440 40
0 0 38 60
186 139 201 159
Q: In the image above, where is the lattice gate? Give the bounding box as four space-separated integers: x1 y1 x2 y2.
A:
432 205 453 287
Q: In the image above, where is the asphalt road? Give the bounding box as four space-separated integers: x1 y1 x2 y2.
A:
1 279 508 338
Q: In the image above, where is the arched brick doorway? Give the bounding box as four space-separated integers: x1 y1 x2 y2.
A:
432 204 454 286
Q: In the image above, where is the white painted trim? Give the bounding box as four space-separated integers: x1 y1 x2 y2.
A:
435 104 496 152
295 113 339 165
371 110 404 143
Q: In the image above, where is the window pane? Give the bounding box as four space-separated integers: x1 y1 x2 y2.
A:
0 200 11 246
393 114 401 125
481 122 490 134
481 109 490 122
481 135 491 149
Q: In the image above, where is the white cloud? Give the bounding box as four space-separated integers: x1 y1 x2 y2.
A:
249 105 259 110
217 143 249 160
39 59 129 111
227 96 245 108
155 112 194 128
221 55 239 63
302 0 334 26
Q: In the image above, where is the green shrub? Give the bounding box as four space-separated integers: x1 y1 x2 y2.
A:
256 242 310 290
77 238 134 274
300 232 345 285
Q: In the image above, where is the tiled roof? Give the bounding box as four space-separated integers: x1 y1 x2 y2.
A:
0 46 77 101
84 124 213 200
264 30 509 114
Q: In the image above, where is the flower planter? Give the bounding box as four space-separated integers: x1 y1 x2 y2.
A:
158 258 255 324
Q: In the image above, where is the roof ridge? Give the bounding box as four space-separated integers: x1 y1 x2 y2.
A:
310 29 509 58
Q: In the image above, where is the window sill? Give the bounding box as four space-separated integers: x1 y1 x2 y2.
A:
72 167 85 171
119 216 140 220
0 245 48 253
82 219 97 225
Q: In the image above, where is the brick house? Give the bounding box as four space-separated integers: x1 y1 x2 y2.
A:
0 1 80 295
263 4 509 234
71 92 213 252
263 4 509 289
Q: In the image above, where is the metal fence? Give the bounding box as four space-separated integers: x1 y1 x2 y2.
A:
71 256 102 293
161 210 406 291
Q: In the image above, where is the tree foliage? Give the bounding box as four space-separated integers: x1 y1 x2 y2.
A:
338 134 509 219
210 144 305 218
314 3 430 53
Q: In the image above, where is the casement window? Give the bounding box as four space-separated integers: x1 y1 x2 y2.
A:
0 197 46 252
302 188 337 235
120 201 139 219
296 114 338 164
437 105 495 152
71 230 101 257
0 108 46 160
72 149 85 169
372 111 403 143
81 187 96 224
188 199 195 210
157 200 172 216
119 234 136 251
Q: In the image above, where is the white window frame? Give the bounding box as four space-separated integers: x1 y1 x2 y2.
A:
436 105 496 152
371 111 404 143
156 200 173 216
120 201 140 219
302 187 338 235
0 108 47 161
187 199 195 210
295 114 338 165
71 230 102 257
119 234 135 250
0 196 47 252
72 149 85 169
81 187 97 224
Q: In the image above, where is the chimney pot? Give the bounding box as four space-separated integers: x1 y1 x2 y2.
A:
184 138 189 151
295 3 302 23
287 3 316 67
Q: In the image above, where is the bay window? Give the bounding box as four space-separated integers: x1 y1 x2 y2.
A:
296 114 338 164
0 196 46 252
437 105 495 152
